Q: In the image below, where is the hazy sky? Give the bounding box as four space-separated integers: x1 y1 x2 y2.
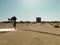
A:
0 0 60 22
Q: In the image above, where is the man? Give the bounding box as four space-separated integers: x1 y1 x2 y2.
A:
11 16 17 29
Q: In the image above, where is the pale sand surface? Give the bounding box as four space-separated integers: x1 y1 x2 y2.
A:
0 23 60 45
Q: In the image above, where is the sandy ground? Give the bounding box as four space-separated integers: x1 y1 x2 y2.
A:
0 23 60 45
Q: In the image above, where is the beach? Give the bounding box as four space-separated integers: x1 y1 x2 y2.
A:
0 23 60 45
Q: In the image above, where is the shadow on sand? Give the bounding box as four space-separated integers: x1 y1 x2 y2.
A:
20 29 60 37
0 31 10 33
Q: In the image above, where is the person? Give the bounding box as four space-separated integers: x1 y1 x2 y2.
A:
11 16 17 29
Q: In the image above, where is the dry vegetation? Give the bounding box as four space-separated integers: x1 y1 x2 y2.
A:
0 22 60 45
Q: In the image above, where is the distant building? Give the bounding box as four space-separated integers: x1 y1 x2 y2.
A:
36 17 41 22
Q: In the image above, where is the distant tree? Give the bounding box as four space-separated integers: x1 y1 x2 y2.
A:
20 21 24 23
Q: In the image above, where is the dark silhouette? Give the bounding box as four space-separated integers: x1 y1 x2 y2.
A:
8 16 17 29
11 16 17 29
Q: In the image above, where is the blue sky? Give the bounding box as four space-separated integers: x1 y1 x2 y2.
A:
0 0 60 22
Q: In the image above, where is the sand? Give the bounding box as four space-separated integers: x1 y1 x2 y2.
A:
0 23 60 45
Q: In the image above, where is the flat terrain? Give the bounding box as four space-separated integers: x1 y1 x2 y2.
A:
0 23 60 45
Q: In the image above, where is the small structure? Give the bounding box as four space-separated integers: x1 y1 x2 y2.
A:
36 17 41 22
